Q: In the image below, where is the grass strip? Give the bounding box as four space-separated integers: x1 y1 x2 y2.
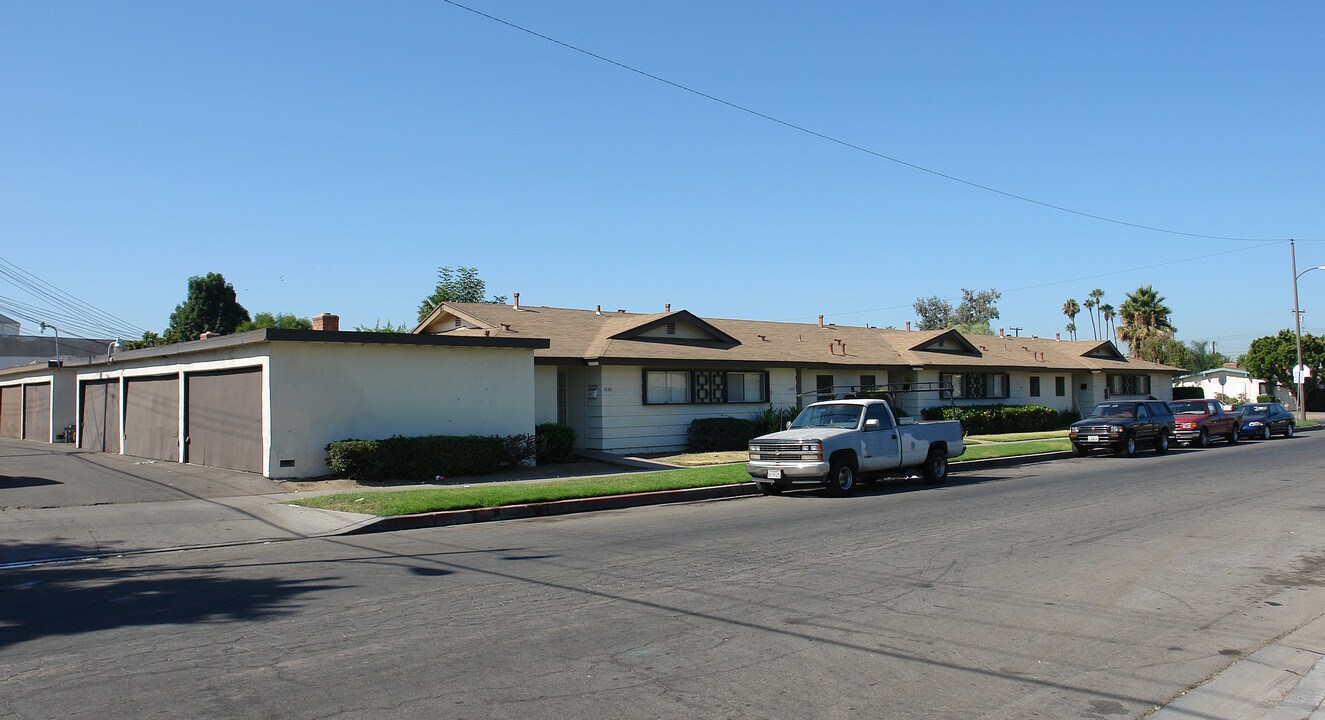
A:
294 464 751 516
966 430 1069 442
954 439 1070 461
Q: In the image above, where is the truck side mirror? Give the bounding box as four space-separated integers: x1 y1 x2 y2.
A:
785 421 792 430
864 418 881 430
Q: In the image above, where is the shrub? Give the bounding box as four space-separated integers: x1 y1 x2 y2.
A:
919 404 1071 435
749 405 800 434
688 417 760 452
535 423 577 464
326 434 506 481
1172 386 1206 400
1256 394 1276 403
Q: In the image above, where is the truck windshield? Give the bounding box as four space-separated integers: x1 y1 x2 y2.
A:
1087 402 1138 419
1168 401 1207 414
790 404 863 429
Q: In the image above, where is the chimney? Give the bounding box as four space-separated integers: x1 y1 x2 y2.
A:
818 315 825 328
665 303 671 313
513 292 521 311
905 321 911 332
999 328 1005 338
1055 332 1061 341
596 305 603 316
199 331 220 340
312 313 339 332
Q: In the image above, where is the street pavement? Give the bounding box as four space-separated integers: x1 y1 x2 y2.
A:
4 427 1325 717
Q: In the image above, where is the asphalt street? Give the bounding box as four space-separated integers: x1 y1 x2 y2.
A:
3 434 1325 719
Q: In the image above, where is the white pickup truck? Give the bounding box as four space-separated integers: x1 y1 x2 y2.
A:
745 398 964 495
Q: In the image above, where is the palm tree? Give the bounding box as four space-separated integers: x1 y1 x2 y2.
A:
1061 298 1080 340
1088 288 1105 340
1099 303 1116 344
1117 285 1176 361
1083 297 1098 340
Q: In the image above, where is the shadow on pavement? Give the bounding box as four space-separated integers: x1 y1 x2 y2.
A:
0 475 61 489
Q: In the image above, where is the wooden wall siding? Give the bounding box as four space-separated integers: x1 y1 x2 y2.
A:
80 379 120 453
22 382 51 442
124 375 180 462
0 385 20 438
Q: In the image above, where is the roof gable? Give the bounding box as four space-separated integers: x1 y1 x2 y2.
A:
909 329 982 357
414 304 500 334
1082 341 1126 361
607 310 740 346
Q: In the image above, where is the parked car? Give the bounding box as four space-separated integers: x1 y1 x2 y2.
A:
1169 398 1240 447
1237 402 1296 439
1068 400 1175 456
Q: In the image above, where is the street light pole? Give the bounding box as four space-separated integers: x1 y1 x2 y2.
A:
39 321 60 366
1291 239 1325 422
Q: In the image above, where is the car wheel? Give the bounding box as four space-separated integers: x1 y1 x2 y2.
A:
1071 443 1089 457
755 482 783 496
1262 426 1272 440
1226 428 1239 445
1285 423 1295 438
1116 434 1137 457
1197 428 1209 448
921 448 948 484
824 458 856 496
1154 431 1170 455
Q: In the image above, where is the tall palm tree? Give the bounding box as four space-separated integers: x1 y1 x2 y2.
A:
1083 297 1098 340
1117 285 1175 361
1088 288 1105 340
1061 298 1080 340
1099 303 1116 343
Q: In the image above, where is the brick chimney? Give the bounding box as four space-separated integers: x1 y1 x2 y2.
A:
905 321 911 332
998 328 1005 338
199 331 220 340
312 313 339 332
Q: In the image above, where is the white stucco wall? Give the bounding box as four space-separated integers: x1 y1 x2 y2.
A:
268 343 536 478
0 367 77 443
534 364 559 424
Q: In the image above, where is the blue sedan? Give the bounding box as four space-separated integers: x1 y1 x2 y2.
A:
1237 402 1296 439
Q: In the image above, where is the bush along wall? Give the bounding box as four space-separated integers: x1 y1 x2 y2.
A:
687 417 761 453
535 423 577 464
919 404 1077 435
327 434 508 481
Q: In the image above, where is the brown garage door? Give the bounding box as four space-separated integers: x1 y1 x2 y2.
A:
124 375 179 462
185 367 263 473
80 379 121 453
22 383 51 442
0 385 21 438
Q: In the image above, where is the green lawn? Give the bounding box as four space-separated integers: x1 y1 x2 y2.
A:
954 439 1070 461
966 430 1070 442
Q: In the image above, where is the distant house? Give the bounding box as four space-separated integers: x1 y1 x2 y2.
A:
1173 365 1296 409
416 300 1185 454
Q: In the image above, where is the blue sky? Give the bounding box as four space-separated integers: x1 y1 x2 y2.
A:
2 1 1322 355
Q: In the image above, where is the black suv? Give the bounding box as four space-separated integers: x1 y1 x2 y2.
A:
1069 400 1175 456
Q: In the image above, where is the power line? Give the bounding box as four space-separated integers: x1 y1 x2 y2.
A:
439 0 1321 244
0 256 146 338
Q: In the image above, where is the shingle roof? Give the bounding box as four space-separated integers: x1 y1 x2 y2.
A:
417 302 1183 374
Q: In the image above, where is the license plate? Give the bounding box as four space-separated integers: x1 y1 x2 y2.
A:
767 468 782 480
1087 435 1099 443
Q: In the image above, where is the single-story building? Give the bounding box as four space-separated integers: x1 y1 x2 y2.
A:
1 316 548 478
415 299 1185 454
1173 365 1297 410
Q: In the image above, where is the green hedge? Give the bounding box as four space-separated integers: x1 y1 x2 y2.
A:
326 435 507 481
536 423 577 464
919 404 1079 435
687 417 761 452
1257 394 1276 403
1172 386 1206 400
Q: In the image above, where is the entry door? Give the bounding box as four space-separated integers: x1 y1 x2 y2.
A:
124 375 180 462
80 380 121 452
185 367 263 473
22 383 51 442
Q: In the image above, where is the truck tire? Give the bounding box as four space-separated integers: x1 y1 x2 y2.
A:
1116 433 1137 457
921 448 948 484
824 458 856 496
754 482 783 496
1154 431 1170 454
1071 443 1089 457
1196 428 1209 448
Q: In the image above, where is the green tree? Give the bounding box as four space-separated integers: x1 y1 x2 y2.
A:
418 266 507 322
1143 336 1194 370
1099 303 1116 343
353 319 411 333
912 295 954 331
1241 330 1325 408
1117 285 1175 362
123 330 167 350
1087 288 1105 340
165 272 250 343
1185 340 1230 373
236 312 312 332
914 288 1000 334
1061 298 1080 340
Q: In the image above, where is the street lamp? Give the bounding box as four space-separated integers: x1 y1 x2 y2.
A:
1290 238 1325 421
39 321 60 366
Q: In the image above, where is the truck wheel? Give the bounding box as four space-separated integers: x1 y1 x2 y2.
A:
1116 434 1136 457
1154 431 1170 454
921 448 948 484
824 458 856 496
1197 428 1209 448
1071 443 1089 457
1226 427 1239 445
754 482 783 496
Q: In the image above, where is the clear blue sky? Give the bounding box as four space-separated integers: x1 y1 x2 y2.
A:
3 1 1322 356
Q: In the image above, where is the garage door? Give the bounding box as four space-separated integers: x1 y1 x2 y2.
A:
22 383 51 442
80 379 121 453
0 385 20 438
124 375 179 462
186 367 263 473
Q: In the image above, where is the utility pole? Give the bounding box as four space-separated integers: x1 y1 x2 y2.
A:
1010 327 1022 338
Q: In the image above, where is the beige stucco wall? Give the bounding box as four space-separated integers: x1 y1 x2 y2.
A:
0 367 77 443
268 343 536 478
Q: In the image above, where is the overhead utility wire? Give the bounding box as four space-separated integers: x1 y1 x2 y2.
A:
0 256 145 338
440 0 1318 244
0 295 123 339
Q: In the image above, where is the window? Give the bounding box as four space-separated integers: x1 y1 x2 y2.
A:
1055 376 1066 397
645 371 689 404
1029 376 1041 397
864 402 894 431
727 372 767 403
816 375 835 402
939 373 1010 399
859 375 876 393
1107 374 1151 396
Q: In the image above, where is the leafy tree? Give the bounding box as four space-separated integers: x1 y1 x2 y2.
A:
123 330 167 350
913 296 954 331
236 312 312 332
1117 285 1175 362
165 272 250 343
1185 340 1230 373
913 288 1000 334
1241 330 1325 408
1061 299 1079 340
417 266 507 322
354 319 411 333
1143 336 1194 370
